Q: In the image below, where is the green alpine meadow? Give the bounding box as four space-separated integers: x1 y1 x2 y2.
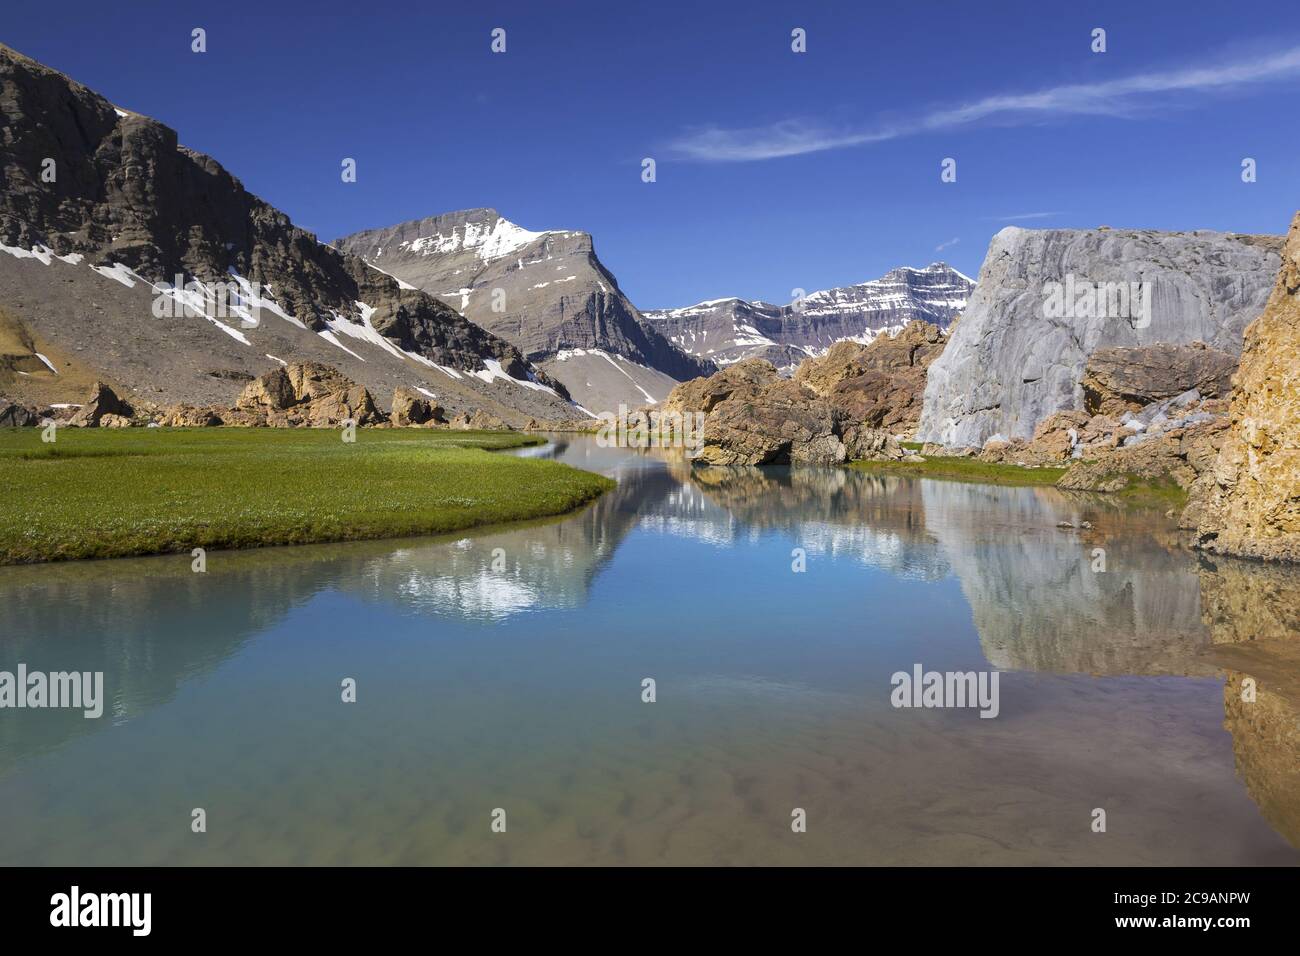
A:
0 428 613 564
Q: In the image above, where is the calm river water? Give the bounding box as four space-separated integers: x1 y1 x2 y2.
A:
1 436 1297 864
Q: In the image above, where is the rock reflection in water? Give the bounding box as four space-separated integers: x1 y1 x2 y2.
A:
0 437 1297 863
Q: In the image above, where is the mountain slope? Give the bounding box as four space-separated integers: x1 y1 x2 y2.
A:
643 263 973 374
0 44 579 423
333 209 715 412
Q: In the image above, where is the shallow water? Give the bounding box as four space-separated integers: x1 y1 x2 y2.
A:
1 436 1297 865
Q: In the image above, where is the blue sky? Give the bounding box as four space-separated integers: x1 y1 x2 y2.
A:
5 0 1298 308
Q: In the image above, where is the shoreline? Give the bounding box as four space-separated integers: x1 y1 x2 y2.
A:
849 453 1189 507
0 428 615 565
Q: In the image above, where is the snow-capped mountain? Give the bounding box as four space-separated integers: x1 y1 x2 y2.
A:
334 209 714 413
643 263 974 374
0 44 582 424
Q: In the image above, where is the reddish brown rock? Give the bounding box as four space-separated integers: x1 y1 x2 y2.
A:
1193 211 1300 562
795 321 947 434
1082 342 1238 417
661 358 783 415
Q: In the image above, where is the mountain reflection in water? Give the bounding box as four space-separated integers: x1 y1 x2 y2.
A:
0 436 1295 864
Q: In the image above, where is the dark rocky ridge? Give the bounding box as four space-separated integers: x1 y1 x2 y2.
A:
0 44 569 403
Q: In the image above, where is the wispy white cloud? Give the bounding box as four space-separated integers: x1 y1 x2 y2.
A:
986 212 1063 222
667 44 1300 162
935 237 960 252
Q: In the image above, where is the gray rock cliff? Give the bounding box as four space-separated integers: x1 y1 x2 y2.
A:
916 226 1282 447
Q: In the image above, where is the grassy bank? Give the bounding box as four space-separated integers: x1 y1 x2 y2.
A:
0 428 614 564
850 454 1191 507
849 454 1068 487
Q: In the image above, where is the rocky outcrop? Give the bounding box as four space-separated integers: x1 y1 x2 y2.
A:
447 409 512 431
1192 212 1300 562
390 387 444 427
674 358 906 466
695 379 844 465
1057 418 1228 494
155 404 222 427
793 320 947 435
232 363 381 427
1082 343 1237 416
917 225 1282 447
644 263 972 372
0 401 38 426
660 358 783 415
68 382 133 427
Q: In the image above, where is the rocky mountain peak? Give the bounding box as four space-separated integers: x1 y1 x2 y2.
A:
0 43 582 422
334 209 714 412
643 263 973 375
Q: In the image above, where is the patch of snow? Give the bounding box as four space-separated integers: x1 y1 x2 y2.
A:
91 262 140 288
317 330 367 362
365 260 417 290
265 353 288 366
208 321 252 346
414 386 438 399
470 358 559 395
229 274 307 328
404 216 568 264
555 348 659 403
34 353 58 374
0 243 56 265
319 301 449 373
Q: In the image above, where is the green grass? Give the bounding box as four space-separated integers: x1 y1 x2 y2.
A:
0 427 614 564
1087 471 1190 508
849 454 1068 487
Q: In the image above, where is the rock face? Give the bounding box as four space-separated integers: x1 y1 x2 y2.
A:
333 208 712 412
0 401 38 426
156 404 222 427
1192 212 1300 562
917 226 1282 447
233 363 381 427
644 263 972 374
1057 418 1229 494
696 379 845 465
447 409 512 431
68 382 133 427
0 44 580 425
667 352 907 466
1082 343 1237 416
660 358 783 415
390 387 444 427
793 320 947 434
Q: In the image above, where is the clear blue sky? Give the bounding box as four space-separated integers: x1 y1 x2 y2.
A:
5 0 1298 308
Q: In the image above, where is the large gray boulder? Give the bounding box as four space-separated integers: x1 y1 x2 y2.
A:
916 226 1282 447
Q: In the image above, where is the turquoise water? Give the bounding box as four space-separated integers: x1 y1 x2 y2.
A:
1 437 1297 865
